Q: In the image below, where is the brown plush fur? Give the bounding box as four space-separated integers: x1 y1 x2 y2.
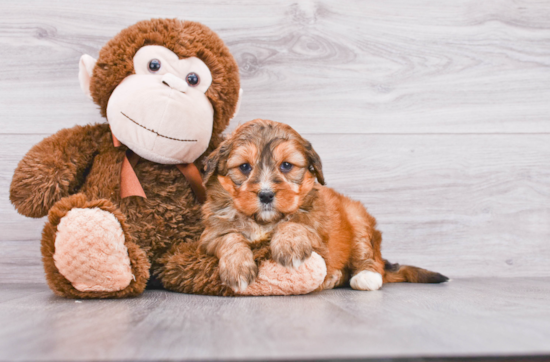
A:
10 19 246 298
200 119 448 291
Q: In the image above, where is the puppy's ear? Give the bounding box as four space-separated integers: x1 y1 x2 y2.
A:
304 140 325 185
203 139 232 185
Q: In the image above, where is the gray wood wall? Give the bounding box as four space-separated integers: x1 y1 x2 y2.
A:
1 0 549 283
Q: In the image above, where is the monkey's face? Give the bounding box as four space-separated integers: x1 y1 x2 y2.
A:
106 45 214 164
205 120 325 224
80 20 241 163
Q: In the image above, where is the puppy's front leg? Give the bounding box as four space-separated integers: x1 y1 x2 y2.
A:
202 233 257 292
271 222 318 268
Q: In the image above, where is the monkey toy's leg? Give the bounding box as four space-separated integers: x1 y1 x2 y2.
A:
41 194 150 299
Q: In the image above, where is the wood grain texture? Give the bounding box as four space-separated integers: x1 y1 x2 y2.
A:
0 241 43 284
1 1 549 283
0 0 549 134
0 279 549 361
2 133 549 281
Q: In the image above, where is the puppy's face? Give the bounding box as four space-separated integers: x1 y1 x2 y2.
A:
205 119 325 224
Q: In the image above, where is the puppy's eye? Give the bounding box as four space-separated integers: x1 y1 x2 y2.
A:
148 59 161 73
280 162 293 173
239 163 252 175
186 72 200 86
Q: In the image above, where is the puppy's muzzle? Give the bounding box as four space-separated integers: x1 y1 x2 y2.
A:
258 190 275 205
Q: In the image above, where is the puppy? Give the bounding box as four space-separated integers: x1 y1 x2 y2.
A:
200 119 448 292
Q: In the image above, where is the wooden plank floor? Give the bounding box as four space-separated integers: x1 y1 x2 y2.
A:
1 278 549 361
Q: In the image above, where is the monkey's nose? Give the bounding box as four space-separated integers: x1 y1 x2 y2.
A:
162 73 188 93
258 190 275 204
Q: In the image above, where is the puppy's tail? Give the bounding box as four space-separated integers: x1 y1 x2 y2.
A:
383 259 449 284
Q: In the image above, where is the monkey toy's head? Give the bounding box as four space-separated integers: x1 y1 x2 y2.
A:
79 19 242 164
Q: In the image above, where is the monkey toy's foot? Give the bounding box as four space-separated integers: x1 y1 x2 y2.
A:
54 207 133 292
42 194 150 298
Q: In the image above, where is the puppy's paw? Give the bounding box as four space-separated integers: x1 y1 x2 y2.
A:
350 270 383 291
322 270 344 290
271 223 313 269
219 250 258 293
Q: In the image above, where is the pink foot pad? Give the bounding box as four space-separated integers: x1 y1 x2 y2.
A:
237 252 327 296
53 208 133 292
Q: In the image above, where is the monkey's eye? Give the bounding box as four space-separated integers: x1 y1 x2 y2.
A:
239 163 252 175
148 59 161 73
186 72 200 86
280 162 293 173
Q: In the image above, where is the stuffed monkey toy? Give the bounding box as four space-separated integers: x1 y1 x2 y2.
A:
10 19 326 298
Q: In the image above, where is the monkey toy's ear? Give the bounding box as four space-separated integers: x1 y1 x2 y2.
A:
230 88 244 121
78 54 97 100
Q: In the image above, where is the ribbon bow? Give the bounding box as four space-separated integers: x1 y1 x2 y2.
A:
112 133 206 204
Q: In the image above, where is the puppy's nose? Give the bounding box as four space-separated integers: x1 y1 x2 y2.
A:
162 73 188 93
258 190 275 204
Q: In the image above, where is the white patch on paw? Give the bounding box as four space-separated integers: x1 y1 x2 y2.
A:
350 270 383 291
292 257 304 269
232 277 249 293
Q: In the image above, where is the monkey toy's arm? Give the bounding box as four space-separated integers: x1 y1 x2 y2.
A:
10 123 108 218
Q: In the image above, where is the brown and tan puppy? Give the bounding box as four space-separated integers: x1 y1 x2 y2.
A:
201 119 448 292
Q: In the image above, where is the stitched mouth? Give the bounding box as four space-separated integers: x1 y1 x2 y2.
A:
121 112 197 142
